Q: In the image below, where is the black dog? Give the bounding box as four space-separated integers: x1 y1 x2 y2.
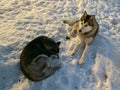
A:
20 36 61 81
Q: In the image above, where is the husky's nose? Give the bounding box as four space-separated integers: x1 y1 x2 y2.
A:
79 29 82 32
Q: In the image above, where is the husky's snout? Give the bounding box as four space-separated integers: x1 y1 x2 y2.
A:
79 29 82 33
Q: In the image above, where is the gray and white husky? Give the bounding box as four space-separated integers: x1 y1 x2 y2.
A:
63 11 99 64
20 36 61 81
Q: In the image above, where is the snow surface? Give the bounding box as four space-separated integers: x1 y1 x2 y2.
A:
0 0 120 90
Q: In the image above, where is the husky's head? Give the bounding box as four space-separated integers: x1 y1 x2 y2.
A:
63 11 96 39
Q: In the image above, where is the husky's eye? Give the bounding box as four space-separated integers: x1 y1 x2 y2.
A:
85 25 88 27
81 22 83 25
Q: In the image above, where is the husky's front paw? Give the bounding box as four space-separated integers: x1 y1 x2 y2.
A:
78 57 84 64
70 51 75 56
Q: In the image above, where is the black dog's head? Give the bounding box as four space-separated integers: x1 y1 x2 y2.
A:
43 37 61 58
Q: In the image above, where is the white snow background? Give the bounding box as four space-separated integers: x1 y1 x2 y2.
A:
0 0 120 90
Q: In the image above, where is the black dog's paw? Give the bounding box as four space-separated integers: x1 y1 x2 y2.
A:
54 64 62 71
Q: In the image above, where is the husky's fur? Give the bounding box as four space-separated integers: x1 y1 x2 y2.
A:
20 36 61 81
63 11 99 64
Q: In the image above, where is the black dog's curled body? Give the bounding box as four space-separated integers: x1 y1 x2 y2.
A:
20 36 61 81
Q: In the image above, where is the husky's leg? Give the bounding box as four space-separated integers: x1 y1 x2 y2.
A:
78 38 93 64
66 29 77 40
78 44 88 64
71 40 85 55
71 43 80 55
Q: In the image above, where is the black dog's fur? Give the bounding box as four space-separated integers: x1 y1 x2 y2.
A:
20 36 61 81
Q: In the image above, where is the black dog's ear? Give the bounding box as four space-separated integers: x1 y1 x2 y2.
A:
56 41 61 46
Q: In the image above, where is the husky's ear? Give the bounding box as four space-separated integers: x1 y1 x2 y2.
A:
56 41 61 46
83 11 87 17
80 11 87 20
63 20 76 26
90 15 95 23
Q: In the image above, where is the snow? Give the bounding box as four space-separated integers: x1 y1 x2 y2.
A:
0 0 120 90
